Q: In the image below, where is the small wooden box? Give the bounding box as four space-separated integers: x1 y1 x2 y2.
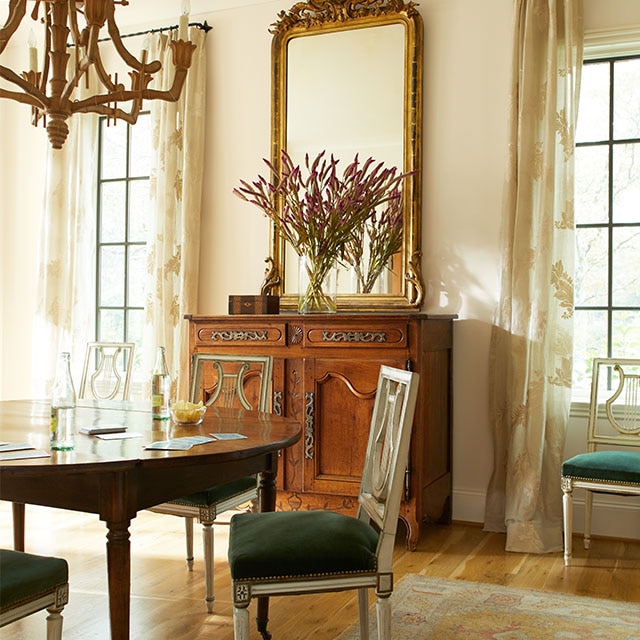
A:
228 295 280 315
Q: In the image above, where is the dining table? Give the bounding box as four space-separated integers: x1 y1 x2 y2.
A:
0 399 301 640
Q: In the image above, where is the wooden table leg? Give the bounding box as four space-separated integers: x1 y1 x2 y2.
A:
256 465 277 640
12 502 25 551
106 519 131 640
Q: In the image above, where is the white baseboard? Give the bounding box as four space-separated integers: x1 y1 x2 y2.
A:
452 488 640 541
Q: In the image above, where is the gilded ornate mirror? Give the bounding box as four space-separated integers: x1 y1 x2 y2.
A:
262 0 424 311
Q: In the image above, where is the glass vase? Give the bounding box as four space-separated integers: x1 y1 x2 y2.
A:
298 255 338 313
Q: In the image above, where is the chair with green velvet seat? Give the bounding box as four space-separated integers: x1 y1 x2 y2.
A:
228 365 419 640
148 353 273 613
0 549 69 639
561 357 640 566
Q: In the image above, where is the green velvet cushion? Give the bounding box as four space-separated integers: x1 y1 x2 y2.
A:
228 510 379 581
170 476 257 508
562 451 640 484
0 549 68 610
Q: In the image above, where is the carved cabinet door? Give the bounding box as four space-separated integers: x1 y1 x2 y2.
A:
300 357 406 496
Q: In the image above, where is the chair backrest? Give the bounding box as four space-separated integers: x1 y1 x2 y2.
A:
357 365 419 569
78 342 135 401
587 358 640 450
189 354 273 411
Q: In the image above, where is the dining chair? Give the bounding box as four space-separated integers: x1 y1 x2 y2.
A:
228 365 419 640
0 549 69 639
148 353 273 613
11 341 136 554
78 341 135 401
561 357 640 566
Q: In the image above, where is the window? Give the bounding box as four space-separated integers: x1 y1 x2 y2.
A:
573 54 640 397
96 113 151 364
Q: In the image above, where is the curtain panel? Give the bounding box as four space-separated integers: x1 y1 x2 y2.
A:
484 0 583 553
31 56 99 396
144 27 207 401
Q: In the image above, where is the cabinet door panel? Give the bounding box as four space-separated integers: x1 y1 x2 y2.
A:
304 358 405 495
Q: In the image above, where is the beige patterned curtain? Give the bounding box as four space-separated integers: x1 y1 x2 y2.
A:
143 27 207 401
31 62 99 396
484 0 583 553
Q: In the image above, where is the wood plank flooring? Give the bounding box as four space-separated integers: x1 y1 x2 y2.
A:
1 502 639 639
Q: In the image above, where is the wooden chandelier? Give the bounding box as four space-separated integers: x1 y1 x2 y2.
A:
0 0 196 149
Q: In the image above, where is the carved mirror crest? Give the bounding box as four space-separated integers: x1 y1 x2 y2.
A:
262 0 424 311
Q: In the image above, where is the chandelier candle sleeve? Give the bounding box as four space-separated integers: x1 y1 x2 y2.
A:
179 0 190 40
50 352 76 451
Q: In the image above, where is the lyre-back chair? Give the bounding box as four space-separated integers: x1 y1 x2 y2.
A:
0 549 69 639
78 342 135 401
148 353 273 613
562 357 640 566
11 341 136 555
227 365 419 640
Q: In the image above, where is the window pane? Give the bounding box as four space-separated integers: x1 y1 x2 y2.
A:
129 180 149 242
99 246 125 306
613 58 640 140
573 310 608 392
127 245 146 307
612 310 640 358
130 114 152 177
612 143 640 223
99 309 125 343
612 227 640 306
575 145 609 224
100 123 128 180
575 227 608 306
100 182 126 243
576 62 610 143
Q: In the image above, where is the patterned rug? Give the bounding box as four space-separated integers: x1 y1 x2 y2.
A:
337 575 640 639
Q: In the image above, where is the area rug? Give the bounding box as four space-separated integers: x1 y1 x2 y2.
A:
337 574 640 639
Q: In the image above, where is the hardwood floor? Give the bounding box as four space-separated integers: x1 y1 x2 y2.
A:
1 502 639 639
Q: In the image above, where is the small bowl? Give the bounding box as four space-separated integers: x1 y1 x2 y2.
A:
171 402 206 425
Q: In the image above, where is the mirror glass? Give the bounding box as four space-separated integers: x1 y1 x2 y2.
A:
265 0 424 311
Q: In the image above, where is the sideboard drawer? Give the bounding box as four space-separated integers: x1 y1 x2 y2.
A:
194 322 287 347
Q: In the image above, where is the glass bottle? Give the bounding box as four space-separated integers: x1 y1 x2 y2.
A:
151 346 171 420
50 352 76 450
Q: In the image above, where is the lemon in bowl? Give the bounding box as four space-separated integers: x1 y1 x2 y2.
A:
171 401 206 425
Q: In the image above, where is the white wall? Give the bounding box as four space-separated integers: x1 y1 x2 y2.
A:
2 0 640 539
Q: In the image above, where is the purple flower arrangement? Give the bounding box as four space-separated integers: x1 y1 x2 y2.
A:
234 150 410 310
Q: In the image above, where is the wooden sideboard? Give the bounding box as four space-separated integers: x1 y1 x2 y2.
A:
186 313 454 550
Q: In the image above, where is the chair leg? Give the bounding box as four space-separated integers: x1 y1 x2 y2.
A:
233 605 250 640
357 588 369 640
185 516 194 571
12 502 25 551
562 484 573 566
45 605 64 640
584 489 593 550
375 595 391 640
202 519 215 613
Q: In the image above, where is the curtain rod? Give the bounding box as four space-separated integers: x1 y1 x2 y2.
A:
98 20 212 42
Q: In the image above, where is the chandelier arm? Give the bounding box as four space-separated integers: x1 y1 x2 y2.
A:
71 72 189 113
73 100 140 123
105 2 149 73
0 65 47 108
0 0 26 54
0 88 42 108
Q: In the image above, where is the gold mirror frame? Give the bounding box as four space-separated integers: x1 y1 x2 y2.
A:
262 0 424 311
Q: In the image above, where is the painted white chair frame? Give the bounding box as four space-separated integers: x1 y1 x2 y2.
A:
78 341 135 401
562 357 640 566
148 353 273 613
229 365 419 640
